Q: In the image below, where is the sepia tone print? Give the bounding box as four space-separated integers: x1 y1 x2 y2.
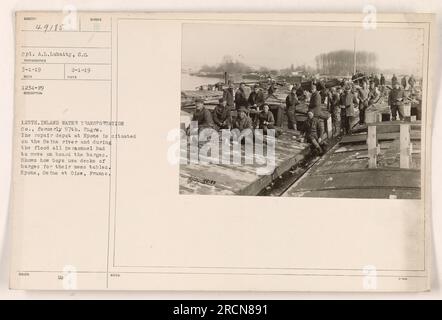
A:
180 23 425 198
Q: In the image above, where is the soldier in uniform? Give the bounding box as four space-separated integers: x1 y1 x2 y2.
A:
401 75 408 89
308 84 322 116
233 106 253 131
223 82 235 109
388 81 405 120
357 81 370 125
295 83 305 101
391 74 398 85
305 111 326 155
373 74 380 87
247 85 261 125
213 97 231 130
257 104 281 137
328 87 341 135
248 85 259 107
380 74 386 86
267 80 277 96
342 84 358 135
368 81 380 106
188 98 214 134
235 82 248 110
408 75 416 89
285 86 299 130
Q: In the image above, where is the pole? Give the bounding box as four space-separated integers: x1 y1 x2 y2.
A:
353 31 357 74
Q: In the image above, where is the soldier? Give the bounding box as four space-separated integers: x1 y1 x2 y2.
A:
391 74 398 85
247 84 261 125
358 81 370 125
285 86 299 130
328 87 341 135
234 82 248 110
223 82 235 109
401 75 407 89
368 81 380 106
213 97 231 130
380 73 386 86
233 106 253 131
248 84 259 107
342 84 358 135
408 75 416 89
188 98 214 134
256 86 266 107
258 104 281 137
388 81 405 120
267 80 277 96
305 111 325 155
308 84 322 116
295 82 305 101
373 74 380 87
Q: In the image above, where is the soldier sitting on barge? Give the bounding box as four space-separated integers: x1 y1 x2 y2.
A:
305 111 326 155
187 98 215 135
257 104 282 137
213 97 232 130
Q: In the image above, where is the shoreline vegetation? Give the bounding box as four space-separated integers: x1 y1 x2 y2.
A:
186 49 414 84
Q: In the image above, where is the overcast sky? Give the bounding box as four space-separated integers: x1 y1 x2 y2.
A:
182 23 424 76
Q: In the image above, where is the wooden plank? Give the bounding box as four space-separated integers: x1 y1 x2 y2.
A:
334 144 390 153
290 169 421 192
400 124 411 169
339 131 421 145
179 128 311 195
367 125 377 168
367 120 422 127
285 187 420 199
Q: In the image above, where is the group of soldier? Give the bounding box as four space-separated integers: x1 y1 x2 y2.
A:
189 82 279 138
188 72 415 155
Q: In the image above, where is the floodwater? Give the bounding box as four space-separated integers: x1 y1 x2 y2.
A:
181 73 223 91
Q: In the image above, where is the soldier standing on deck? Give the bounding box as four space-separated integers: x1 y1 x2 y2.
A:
401 75 408 89
380 74 386 86
328 87 341 135
358 81 370 125
285 86 299 130
248 84 259 107
235 82 248 110
247 84 260 125
388 81 405 120
373 74 380 87
308 84 322 116
342 84 357 135
408 75 416 89
368 82 380 106
223 82 235 109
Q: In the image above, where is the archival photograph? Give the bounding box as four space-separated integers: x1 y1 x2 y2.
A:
179 23 425 199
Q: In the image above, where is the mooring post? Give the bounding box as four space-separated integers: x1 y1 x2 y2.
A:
367 125 377 168
400 123 411 169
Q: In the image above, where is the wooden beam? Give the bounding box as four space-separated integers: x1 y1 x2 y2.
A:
400 124 411 169
367 120 422 127
367 125 377 168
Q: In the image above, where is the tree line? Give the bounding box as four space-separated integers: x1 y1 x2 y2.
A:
315 50 378 76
